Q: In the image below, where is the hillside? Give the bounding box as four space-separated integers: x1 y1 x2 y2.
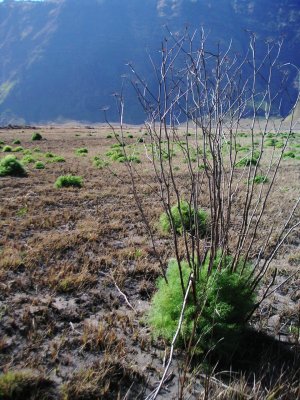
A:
0 0 299 124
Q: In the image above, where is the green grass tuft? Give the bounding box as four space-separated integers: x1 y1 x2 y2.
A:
236 151 260 167
2 145 12 152
12 146 23 152
159 200 207 235
283 151 295 159
45 152 55 158
75 147 88 156
92 156 109 169
54 175 83 188
12 139 21 145
49 156 65 163
21 155 36 164
148 254 255 355
251 175 269 184
0 155 27 177
35 161 45 169
31 132 42 141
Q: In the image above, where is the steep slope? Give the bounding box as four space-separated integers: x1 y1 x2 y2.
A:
0 0 299 124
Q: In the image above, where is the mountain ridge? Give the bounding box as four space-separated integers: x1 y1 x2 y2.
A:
0 0 299 124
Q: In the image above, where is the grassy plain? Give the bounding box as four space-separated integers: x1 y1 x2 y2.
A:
0 124 299 399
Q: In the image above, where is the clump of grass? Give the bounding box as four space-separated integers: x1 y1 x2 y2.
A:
12 146 23 152
127 155 141 163
2 145 12 152
75 147 88 156
236 151 260 167
251 175 269 184
0 155 27 177
54 175 83 188
49 156 65 163
111 143 125 148
35 161 45 169
148 254 255 355
275 141 284 148
127 134 134 138
33 147 41 152
106 134 112 139
21 155 36 164
264 138 284 149
265 138 277 147
17 206 28 217
92 156 109 169
45 152 54 158
0 370 54 400
105 148 140 163
31 132 42 141
12 139 21 145
160 200 207 235
283 151 295 159
44 152 65 163
23 149 32 155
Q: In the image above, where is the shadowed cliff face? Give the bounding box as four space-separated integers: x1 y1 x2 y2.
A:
0 0 299 124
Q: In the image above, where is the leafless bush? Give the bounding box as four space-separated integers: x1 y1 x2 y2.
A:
105 28 300 398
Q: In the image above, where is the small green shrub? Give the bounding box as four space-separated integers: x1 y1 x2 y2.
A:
35 161 45 169
126 155 141 163
23 149 32 155
31 132 42 141
238 146 250 152
251 175 269 184
54 175 83 188
12 139 21 145
21 155 36 164
148 255 255 355
45 152 54 158
12 146 23 152
75 147 88 156
49 156 65 163
33 147 41 152
265 138 277 147
283 151 295 159
127 134 134 138
137 137 144 143
0 155 27 177
236 151 260 167
44 153 65 163
2 145 12 152
275 141 284 148
105 148 125 162
160 200 207 235
111 143 125 148
106 134 112 139
92 156 109 169
0 140 4 145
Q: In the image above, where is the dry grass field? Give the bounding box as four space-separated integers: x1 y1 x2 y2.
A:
0 124 299 399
